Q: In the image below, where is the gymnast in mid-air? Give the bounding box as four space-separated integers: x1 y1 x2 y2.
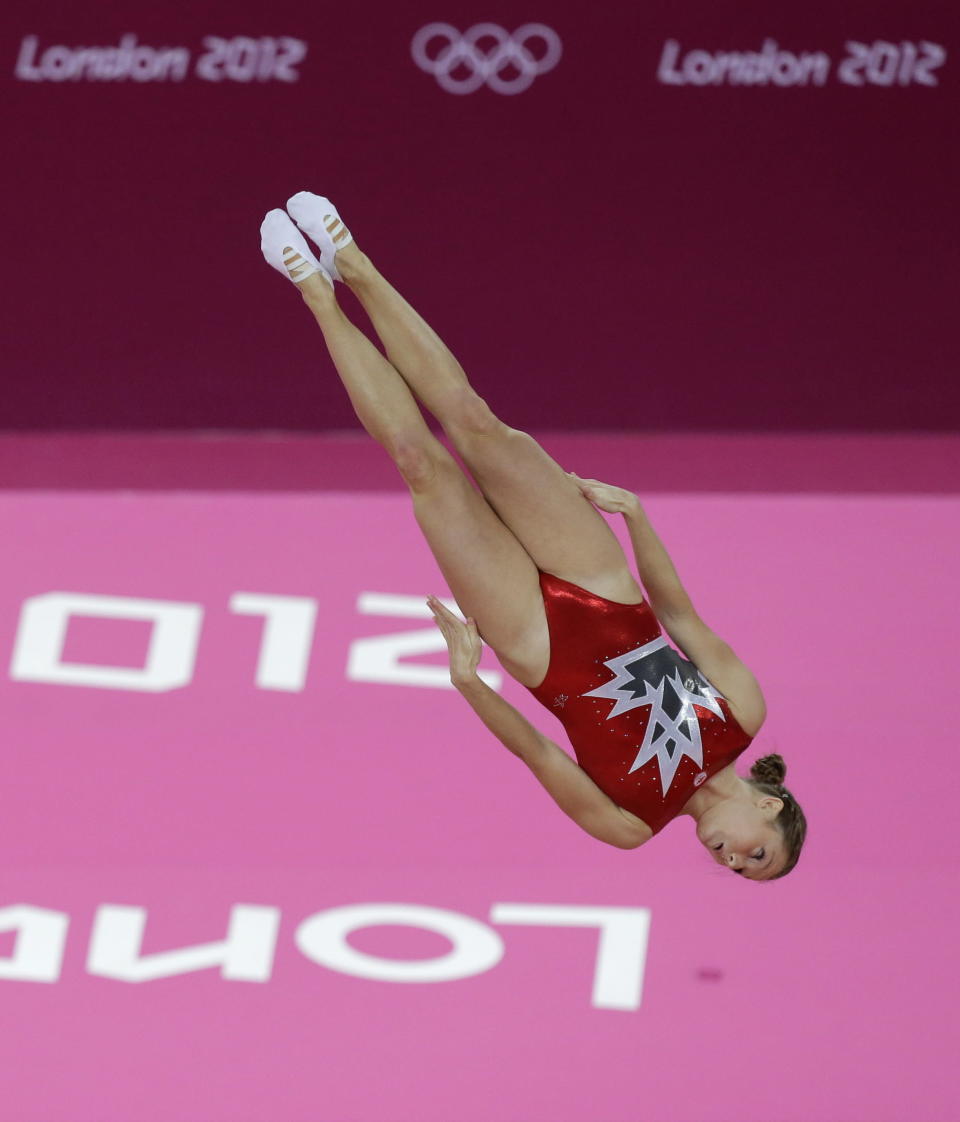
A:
260 193 807 880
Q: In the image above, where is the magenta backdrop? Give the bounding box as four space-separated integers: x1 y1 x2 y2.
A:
3 0 958 431
0 479 957 1121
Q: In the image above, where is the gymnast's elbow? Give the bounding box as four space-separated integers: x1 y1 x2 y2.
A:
605 833 650 851
579 812 653 850
614 830 654 851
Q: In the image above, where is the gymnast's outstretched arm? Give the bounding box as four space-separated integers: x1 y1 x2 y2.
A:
569 475 768 737
428 597 650 849
568 475 691 621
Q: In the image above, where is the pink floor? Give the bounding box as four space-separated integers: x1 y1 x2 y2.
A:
0 433 957 1122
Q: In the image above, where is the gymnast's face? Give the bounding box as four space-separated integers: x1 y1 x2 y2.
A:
697 796 786 880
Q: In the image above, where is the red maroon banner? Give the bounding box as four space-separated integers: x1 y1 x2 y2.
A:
4 0 958 431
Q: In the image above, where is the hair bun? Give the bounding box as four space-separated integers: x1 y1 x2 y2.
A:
750 754 787 788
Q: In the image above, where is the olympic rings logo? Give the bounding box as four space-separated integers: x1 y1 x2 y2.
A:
411 23 562 95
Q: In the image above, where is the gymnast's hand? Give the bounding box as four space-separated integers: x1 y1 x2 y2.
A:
427 595 482 684
567 472 639 515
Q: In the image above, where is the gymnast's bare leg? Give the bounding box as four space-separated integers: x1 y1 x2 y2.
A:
276 248 550 686
331 231 644 606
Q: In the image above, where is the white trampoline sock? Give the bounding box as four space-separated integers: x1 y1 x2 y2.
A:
286 192 354 282
259 208 332 287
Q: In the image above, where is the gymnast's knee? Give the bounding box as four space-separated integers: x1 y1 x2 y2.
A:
446 387 505 439
392 437 446 492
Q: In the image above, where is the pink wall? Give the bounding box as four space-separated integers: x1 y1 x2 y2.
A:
3 0 959 431
1 474 956 1120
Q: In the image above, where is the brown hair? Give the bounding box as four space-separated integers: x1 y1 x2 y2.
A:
747 754 807 879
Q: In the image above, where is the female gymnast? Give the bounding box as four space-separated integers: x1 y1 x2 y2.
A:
260 193 807 880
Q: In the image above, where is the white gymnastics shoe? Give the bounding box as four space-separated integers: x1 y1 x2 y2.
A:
259 208 332 287
286 192 354 282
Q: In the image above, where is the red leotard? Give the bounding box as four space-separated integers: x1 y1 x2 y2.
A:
527 571 753 834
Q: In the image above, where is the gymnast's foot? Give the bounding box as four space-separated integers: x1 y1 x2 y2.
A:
286 191 366 283
260 209 332 296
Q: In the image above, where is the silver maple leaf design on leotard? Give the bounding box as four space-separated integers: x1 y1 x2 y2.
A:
583 636 726 797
